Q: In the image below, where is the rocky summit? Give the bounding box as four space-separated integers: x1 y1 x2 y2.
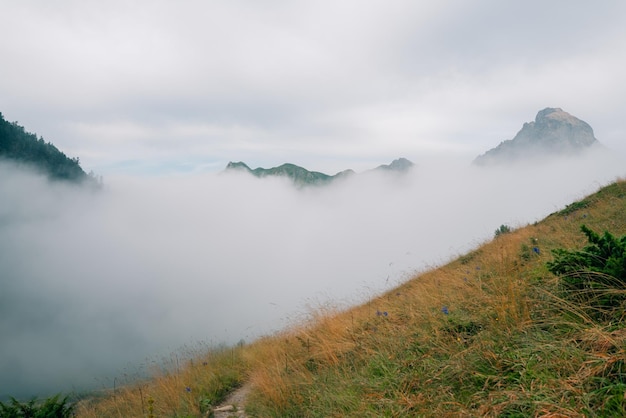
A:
474 108 599 165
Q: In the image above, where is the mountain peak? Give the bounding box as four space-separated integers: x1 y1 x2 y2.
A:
536 107 564 120
474 108 598 165
534 107 593 132
376 157 414 172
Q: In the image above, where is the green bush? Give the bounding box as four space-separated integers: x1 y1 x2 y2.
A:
0 395 74 418
547 225 626 319
494 224 511 237
557 199 590 216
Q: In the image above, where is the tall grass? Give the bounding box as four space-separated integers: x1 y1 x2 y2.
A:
243 179 626 417
76 179 626 417
75 344 247 417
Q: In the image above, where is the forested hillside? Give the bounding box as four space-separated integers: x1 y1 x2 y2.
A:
0 112 89 182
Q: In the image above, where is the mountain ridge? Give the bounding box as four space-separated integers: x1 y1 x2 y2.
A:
225 157 414 186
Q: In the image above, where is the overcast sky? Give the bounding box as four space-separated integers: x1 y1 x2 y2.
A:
1 0 625 175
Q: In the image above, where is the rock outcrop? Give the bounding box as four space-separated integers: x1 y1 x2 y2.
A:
474 108 599 165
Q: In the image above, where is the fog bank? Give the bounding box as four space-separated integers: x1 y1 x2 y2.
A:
1 150 624 398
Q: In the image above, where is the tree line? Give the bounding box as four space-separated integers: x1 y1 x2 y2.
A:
0 112 93 183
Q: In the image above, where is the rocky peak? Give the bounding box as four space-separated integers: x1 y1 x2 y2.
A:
529 107 596 146
474 108 599 165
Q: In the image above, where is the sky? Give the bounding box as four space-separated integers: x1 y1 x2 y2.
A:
2 0 626 399
1 0 626 175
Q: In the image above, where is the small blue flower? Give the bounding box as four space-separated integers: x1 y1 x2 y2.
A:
532 247 540 255
441 306 449 315
185 387 192 393
383 311 388 317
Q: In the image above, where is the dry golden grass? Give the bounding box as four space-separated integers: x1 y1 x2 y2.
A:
75 346 248 417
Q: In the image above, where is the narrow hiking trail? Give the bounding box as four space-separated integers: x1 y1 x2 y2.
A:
213 382 252 417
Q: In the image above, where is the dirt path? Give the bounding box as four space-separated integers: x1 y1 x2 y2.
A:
212 382 252 417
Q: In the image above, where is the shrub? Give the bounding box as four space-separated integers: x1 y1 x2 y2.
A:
557 199 590 216
0 395 75 418
494 224 511 237
547 225 626 319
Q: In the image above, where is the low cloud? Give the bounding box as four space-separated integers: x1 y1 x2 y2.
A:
1 150 624 398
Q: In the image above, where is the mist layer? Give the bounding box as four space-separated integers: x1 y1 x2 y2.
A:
0 150 624 397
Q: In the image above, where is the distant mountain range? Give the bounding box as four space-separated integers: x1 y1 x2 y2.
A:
1 106 606 185
474 108 600 165
0 112 91 182
226 107 604 185
225 158 414 186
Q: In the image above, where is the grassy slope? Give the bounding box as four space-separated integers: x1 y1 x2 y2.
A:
77 180 626 417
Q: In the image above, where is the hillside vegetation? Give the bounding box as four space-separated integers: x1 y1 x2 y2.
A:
76 179 626 417
0 112 91 182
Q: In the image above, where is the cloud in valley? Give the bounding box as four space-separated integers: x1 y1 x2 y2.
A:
1 149 625 398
